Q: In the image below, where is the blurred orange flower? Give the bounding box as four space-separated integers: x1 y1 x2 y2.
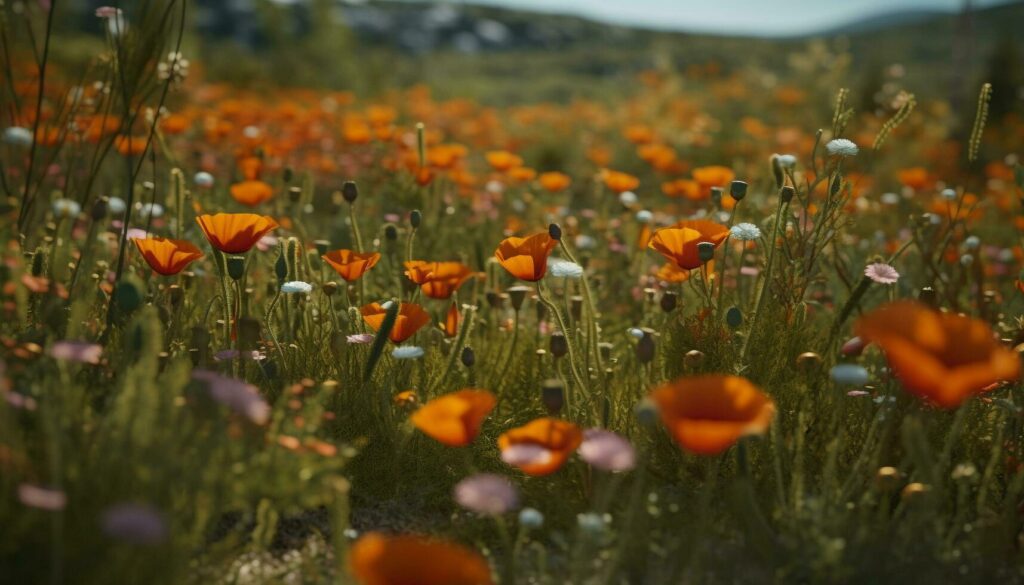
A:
538 171 571 193
855 301 1020 408
349 532 493 585
323 250 381 282
361 302 430 343
498 417 582 476
411 389 496 447
651 374 775 455
196 213 278 254
132 237 203 276
405 261 474 299
230 180 274 207
602 169 640 193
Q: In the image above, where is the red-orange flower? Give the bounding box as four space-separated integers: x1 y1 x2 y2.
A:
855 301 1020 408
651 375 775 455
411 389 496 447
132 237 203 276
601 169 640 193
349 532 493 585
196 213 278 254
494 232 557 282
498 417 582 476
444 301 460 337
229 180 274 207
323 250 381 282
648 219 729 270
405 261 474 299
361 302 430 343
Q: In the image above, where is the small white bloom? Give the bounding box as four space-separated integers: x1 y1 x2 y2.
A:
519 507 544 529
52 198 81 219
548 258 583 279
392 346 424 359
880 192 900 205
619 191 638 206
941 188 957 201
627 327 645 339
3 127 32 147
242 125 261 140
635 209 653 223
776 154 797 168
825 138 859 157
729 222 761 241
963 235 980 250
107 197 127 215
831 364 869 386
960 254 974 266
194 172 214 188
281 281 313 294
380 300 396 310
137 203 164 219
574 234 596 250
577 512 607 535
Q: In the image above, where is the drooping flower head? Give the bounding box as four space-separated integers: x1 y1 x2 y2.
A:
494 232 557 282
855 301 1019 408
323 249 381 282
132 237 203 275
650 374 775 455
196 213 278 254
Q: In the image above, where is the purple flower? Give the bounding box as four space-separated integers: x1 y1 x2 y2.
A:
18 484 66 511
101 503 167 544
578 429 636 472
454 474 519 515
864 263 899 285
49 341 103 365
191 370 270 425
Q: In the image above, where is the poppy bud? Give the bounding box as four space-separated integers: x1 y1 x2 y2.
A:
384 224 398 241
684 349 704 368
900 482 930 502
31 248 44 276
410 209 422 229
91 197 109 221
570 295 583 321
535 297 546 322
342 181 358 203
237 317 261 350
323 281 338 296
795 351 821 372
660 291 677 313
730 180 748 201
113 281 142 313
918 286 937 308
287 186 302 203
314 239 330 256
460 346 476 368
780 186 795 204
190 325 210 353
168 284 183 307
725 306 742 329
636 330 655 364
541 379 564 415
275 250 288 283
770 154 785 189
508 286 530 312
548 223 562 241
550 332 568 358
226 256 245 281
841 336 865 357
635 398 658 427
486 291 504 310
283 167 293 183
598 342 613 361
697 242 716 264
643 288 656 303
874 466 901 491
710 186 723 207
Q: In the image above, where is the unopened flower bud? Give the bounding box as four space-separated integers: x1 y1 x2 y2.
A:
460 346 476 368
342 181 358 203
780 186 795 204
287 186 302 203
410 209 422 229
508 286 529 312
730 180 748 201
636 330 655 364
548 223 562 241
541 379 564 415
684 349 704 368
697 242 716 264
660 291 677 313
384 224 398 241
550 332 568 358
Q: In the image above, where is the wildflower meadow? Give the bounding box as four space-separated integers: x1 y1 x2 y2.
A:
1 1 1024 583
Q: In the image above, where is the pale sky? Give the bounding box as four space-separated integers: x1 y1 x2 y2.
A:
398 0 1014 35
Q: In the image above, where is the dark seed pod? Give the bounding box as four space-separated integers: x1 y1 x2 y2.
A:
384 223 399 241
283 167 294 183
237 317 261 350
780 186 795 204
91 197 109 221
287 186 302 203
485 291 504 310
660 291 677 313
541 379 565 415
636 331 655 364
697 242 716 264
730 180 748 201
323 281 338 296
684 349 704 368
226 256 246 281
410 209 422 229
342 181 358 203
548 223 562 241
275 250 288 283
550 332 568 358
168 284 183 307
570 295 583 321
725 306 742 329
710 186 723 207
460 346 476 368
918 287 937 308
508 286 529 312
599 342 613 361
314 239 331 256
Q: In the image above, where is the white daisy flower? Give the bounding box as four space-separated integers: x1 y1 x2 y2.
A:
825 138 859 158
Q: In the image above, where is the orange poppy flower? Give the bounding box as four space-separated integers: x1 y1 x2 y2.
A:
602 169 640 193
115 135 148 157
349 532 493 585
404 261 474 299
494 232 557 282
196 213 278 254
485 150 523 172
361 302 430 343
410 389 496 447
651 374 775 455
538 171 571 193
498 417 582 476
855 301 1020 408
323 250 381 282
692 165 734 197
132 237 203 276
655 261 714 283
229 180 274 207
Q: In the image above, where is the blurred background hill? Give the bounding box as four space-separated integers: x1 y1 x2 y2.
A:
51 0 1023 117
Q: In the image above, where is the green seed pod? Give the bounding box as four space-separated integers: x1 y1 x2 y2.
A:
410 209 422 229
460 346 476 368
660 291 677 313
541 379 564 415
507 285 529 312
780 186 795 204
549 332 568 358
226 256 246 281
725 306 742 329
384 224 399 241
548 223 562 241
342 181 358 203
730 180 748 201
697 242 716 264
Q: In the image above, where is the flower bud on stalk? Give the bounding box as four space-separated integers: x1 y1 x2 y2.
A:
342 181 358 203
541 379 564 415
730 180 748 201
